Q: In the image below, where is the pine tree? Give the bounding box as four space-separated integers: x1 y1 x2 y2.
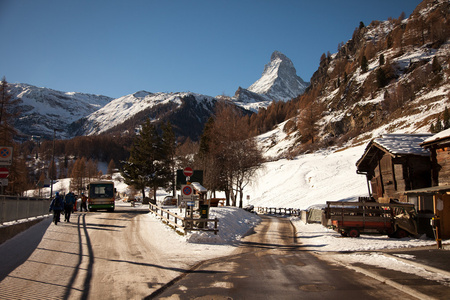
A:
161 121 176 196
0 77 18 145
379 54 385 66
443 107 450 129
121 119 171 203
361 56 368 73
435 115 443 132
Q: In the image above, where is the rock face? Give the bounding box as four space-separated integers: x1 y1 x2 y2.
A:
232 51 309 111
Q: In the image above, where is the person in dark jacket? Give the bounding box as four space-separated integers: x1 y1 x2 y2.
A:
49 192 64 225
64 191 76 222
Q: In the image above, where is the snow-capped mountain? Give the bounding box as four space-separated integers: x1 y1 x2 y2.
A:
7 50 307 140
70 91 219 140
8 83 113 139
232 51 309 111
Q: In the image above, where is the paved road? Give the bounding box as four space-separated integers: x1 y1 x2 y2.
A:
153 216 415 299
0 207 199 299
0 210 417 299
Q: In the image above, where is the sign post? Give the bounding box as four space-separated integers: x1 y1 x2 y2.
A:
181 184 194 221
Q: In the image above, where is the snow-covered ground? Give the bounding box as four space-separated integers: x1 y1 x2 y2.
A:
115 201 450 287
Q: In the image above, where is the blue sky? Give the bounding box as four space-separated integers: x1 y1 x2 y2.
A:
0 0 422 99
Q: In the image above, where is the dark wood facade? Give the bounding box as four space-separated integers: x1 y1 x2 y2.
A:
356 139 431 204
418 131 450 239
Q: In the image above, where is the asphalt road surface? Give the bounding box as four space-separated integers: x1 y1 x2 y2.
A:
0 209 415 299
153 216 414 300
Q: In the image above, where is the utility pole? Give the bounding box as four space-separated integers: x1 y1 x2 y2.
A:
49 129 55 199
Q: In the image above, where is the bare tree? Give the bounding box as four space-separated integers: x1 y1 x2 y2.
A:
199 102 263 206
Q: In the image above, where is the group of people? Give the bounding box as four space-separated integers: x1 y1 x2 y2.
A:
49 191 88 225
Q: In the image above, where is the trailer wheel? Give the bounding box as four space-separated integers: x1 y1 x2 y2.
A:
394 229 409 238
348 228 360 238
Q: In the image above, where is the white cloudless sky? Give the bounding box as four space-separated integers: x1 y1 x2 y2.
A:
0 0 422 98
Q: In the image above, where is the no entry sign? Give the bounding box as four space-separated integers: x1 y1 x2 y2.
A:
0 167 9 178
183 167 193 177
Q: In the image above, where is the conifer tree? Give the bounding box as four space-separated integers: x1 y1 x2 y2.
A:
379 54 385 66
161 121 176 196
361 56 368 73
121 119 171 203
0 77 18 145
443 107 450 129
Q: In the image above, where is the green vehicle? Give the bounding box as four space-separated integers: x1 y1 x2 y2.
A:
87 181 115 212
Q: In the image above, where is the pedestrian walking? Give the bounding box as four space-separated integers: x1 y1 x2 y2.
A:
64 191 76 222
49 192 64 225
80 192 88 212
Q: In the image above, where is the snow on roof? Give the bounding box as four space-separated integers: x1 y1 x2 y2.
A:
423 128 450 144
191 182 207 193
373 133 432 156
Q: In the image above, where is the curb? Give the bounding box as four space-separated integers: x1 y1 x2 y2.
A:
0 217 49 244
342 262 437 300
319 254 438 300
381 253 450 279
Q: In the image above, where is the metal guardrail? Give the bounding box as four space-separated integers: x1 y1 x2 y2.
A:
0 195 51 224
149 203 219 234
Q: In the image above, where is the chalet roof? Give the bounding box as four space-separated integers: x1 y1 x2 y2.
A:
421 128 450 147
356 134 432 173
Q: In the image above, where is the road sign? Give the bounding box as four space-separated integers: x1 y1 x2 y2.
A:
0 147 13 165
0 167 8 178
182 185 193 196
183 167 194 177
181 184 193 202
187 201 195 207
0 178 8 186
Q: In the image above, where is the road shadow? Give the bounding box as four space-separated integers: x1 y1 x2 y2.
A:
0 217 52 281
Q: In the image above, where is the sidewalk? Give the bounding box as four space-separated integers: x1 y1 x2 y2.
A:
328 245 450 300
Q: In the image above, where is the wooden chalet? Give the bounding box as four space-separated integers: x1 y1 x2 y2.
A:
356 134 433 203
405 129 450 240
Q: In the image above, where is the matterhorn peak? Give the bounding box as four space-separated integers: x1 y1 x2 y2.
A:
248 51 308 101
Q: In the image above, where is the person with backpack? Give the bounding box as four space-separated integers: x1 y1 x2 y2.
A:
64 191 76 222
49 192 64 225
80 192 88 212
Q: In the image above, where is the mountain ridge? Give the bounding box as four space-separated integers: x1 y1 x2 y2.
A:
7 51 307 140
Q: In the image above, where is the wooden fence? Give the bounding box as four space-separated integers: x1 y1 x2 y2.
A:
256 207 302 217
149 203 219 235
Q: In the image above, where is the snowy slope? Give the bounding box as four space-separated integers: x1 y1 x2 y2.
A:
79 91 216 135
8 83 112 139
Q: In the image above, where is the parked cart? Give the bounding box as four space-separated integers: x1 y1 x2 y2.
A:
324 200 417 238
